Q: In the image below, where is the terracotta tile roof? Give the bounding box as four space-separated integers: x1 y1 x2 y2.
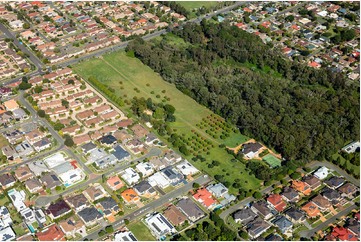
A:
36 224 65 241
193 188 217 208
106 176 124 191
121 188 140 203
267 194 287 212
331 227 358 241
301 202 320 218
163 205 187 226
292 180 312 195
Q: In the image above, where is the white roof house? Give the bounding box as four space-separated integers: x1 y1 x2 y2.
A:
342 141 360 154
145 213 176 239
0 207 12 228
0 226 16 241
28 160 49 176
7 189 26 213
44 152 67 168
136 162 154 177
314 166 329 180
58 169 84 186
148 172 170 189
176 161 199 176
121 168 140 185
317 10 328 17
114 230 138 241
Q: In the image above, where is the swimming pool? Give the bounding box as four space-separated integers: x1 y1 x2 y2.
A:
27 224 35 233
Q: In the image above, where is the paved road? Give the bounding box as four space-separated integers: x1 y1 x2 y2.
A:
299 204 357 239
0 23 43 70
34 147 162 207
83 175 211 241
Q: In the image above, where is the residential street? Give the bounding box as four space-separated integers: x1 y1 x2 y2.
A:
83 175 211 241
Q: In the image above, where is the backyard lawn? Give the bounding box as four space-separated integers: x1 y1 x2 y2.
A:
74 51 261 193
127 221 155 241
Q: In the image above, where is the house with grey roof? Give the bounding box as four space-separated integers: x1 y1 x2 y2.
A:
81 142 97 154
12 108 28 120
77 206 103 226
28 160 49 176
15 141 34 158
176 198 205 222
324 176 345 189
247 217 271 239
40 172 61 190
241 142 263 159
97 197 120 216
1 145 18 160
133 181 156 196
207 183 228 198
33 138 51 152
281 187 300 203
272 215 293 234
0 174 16 189
95 154 118 169
161 166 183 185
322 188 343 205
284 207 306 224
233 207 257 225
25 178 43 193
251 201 273 220
53 162 74 176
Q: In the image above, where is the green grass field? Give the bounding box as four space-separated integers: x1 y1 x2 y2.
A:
127 221 155 241
176 1 218 11
73 51 260 193
263 154 282 168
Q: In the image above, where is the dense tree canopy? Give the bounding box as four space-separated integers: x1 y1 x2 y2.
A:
127 20 359 161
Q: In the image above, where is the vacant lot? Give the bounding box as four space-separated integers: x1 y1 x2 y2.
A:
127 221 155 241
74 51 260 193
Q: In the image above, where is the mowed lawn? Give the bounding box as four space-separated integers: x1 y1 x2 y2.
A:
74 51 261 193
176 1 219 11
127 221 155 241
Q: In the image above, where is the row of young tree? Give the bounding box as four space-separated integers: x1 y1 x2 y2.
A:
126 20 359 162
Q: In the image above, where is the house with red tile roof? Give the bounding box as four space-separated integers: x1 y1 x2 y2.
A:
36 224 65 241
267 194 287 212
193 188 217 210
308 61 321 69
331 226 358 241
121 188 140 204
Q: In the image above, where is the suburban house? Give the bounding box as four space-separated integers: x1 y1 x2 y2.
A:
0 173 16 189
40 172 62 190
36 224 65 241
311 194 333 212
342 141 360 154
161 166 183 185
193 188 218 210
247 217 271 239
133 180 156 196
233 207 258 225
65 193 90 212
338 183 358 199
207 183 228 198
14 165 34 182
324 176 346 189
251 201 273 220
112 145 130 161
301 202 321 218
97 197 120 216
121 168 140 186
25 178 43 193
77 206 103 227
303 175 322 190
81 142 97 154
272 215 293 234
83 184 107 202
46 199 72 220
131 124 149 138
121 188 140 204
106 176 124 191
241 142 263 159
176 198 205 222
322 188 343 205
144 213 175 239
148 172 171 189
292 180 312 196
331 226 358 241
114 230 138 241
284 207 306 224
176 161 199 176
59 217 85 238
136 162 154 177
267 194 287 212
163 205 187 226
281 187 300 203
314 166 329 180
